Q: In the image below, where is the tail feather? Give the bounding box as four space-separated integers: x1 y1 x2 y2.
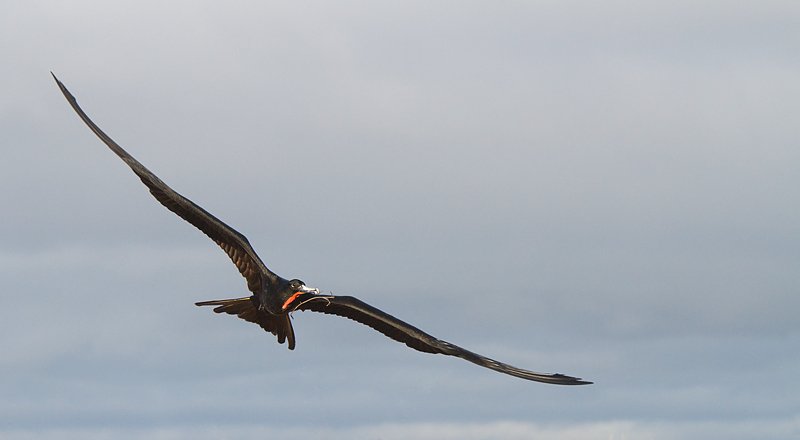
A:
196 297 296 350
195 297 251 314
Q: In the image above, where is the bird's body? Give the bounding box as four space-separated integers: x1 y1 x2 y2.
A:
53 73 591 385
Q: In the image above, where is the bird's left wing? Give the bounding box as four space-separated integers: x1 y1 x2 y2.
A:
293 295 591 385
53 73 278 294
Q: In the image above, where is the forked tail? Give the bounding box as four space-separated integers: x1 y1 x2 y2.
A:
195 297 252 311
195 296 296 349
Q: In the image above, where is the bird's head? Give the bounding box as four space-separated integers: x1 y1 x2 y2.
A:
281 278 320 311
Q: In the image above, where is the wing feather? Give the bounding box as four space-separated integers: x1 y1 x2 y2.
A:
53 74 277 294
295 295 591 385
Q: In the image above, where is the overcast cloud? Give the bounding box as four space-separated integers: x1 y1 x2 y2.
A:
1 1 799 439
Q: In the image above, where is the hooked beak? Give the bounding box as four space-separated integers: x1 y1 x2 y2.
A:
299 285 320 294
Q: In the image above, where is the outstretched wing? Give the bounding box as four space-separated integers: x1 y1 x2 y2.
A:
196 297 296 349
294 295 591 385
53 73 278 294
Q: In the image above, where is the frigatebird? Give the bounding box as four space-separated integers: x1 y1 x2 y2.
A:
53 73 591 385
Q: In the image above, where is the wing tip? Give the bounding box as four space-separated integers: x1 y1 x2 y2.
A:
51 71 78 104
50 71 64 89
548 373 593 385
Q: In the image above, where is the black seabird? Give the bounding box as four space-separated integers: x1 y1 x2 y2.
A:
53 74 591 385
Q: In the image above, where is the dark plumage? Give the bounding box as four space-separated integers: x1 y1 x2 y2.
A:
53 73 591 385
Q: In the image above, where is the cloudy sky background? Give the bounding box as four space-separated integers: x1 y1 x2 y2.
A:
2 1 798 439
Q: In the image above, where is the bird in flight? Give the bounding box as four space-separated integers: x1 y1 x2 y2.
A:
53 73 591 385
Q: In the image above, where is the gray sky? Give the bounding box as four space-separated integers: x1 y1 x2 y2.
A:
2 1 799 439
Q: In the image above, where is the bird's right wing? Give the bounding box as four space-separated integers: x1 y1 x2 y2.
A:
294 295 591 385
53 74 278 294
